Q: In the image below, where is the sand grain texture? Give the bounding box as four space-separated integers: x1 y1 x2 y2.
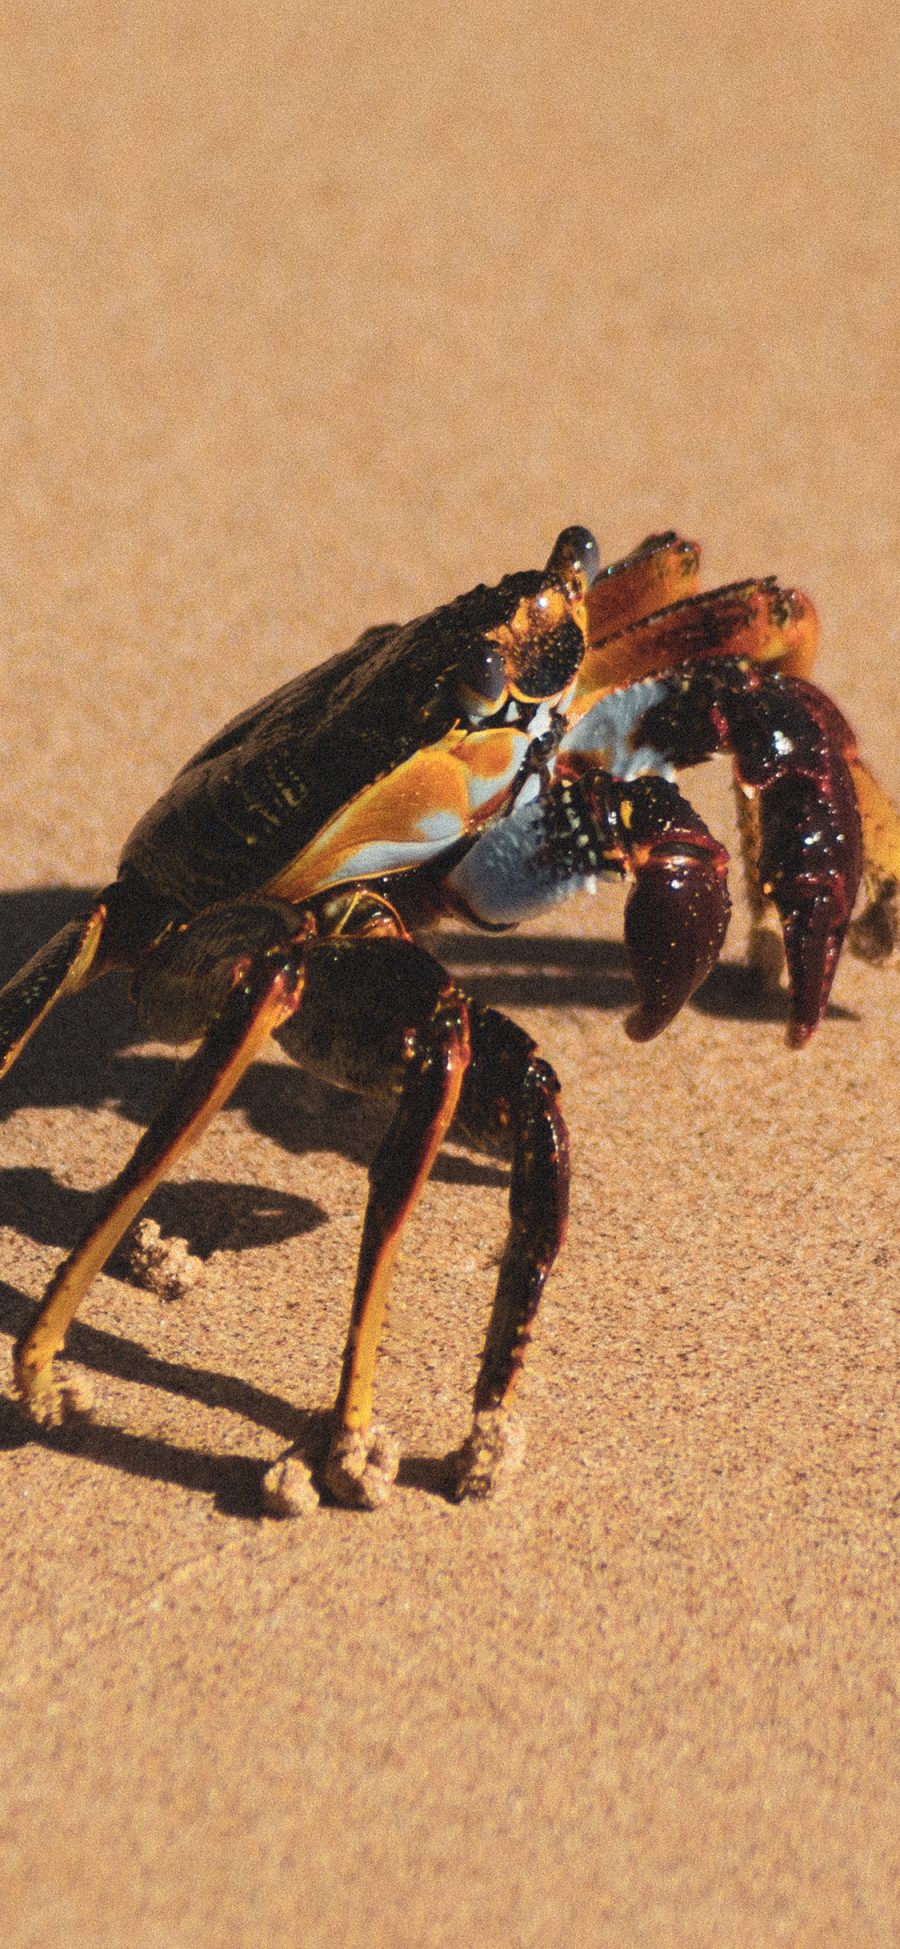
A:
0 6 897 1945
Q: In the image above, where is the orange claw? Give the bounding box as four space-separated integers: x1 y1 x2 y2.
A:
586 531 701 644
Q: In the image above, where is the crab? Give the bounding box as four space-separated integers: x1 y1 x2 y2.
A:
2 526 898 1509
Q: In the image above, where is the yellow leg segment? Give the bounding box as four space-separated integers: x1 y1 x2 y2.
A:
13 956 305 1425
848 759 900 964
0 903 109 1082
324 990 471 1507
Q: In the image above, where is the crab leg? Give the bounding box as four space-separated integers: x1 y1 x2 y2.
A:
573 576 818 709
451 1008 569 1498
274 932 569 1502
845 758 900 966
12 949 306 1425
585 531 701 642
323 980 471 1507
0 901 111 1081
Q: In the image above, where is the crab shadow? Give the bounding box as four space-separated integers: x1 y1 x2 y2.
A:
0 1277 328 1515
0 885 854 1514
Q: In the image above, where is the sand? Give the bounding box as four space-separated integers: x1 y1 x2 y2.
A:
0 5 897 1944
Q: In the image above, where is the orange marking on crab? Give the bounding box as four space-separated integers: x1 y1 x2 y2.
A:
766 589 819 678
265 728 525 901
462 727 522 779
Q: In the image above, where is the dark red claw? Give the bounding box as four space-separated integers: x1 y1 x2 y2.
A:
780 901 844 1048
755 728 863 1044
633 665 868 1046
624 846 731 1041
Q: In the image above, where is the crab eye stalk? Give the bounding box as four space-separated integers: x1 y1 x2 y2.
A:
456 641 509 722
545 526 601 600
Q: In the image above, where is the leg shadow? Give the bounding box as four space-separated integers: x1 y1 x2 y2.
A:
0 1278 332 1518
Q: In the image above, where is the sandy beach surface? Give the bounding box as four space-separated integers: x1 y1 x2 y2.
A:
0 6 897 1944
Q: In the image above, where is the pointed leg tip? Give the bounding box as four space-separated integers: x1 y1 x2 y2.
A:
324 1424 400 1509
11 1357 96 1429
848 885 900 966
261 1452 321 1517
451 1408 526 1500
624 1004 668 1043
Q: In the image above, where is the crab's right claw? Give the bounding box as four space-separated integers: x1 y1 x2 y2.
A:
624 836 732 1041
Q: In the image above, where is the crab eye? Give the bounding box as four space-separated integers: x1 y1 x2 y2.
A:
545 526 601 598
456 642 508 720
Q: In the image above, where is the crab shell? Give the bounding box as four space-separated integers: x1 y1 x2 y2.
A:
120 528 816 932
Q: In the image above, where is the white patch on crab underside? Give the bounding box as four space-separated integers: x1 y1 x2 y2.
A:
561 677 672 780
511 770 542 812
416 811 468 842
519 699 555 740
446 797 620 927
322 835 468 881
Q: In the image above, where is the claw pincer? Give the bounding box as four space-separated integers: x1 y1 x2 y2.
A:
611 779 732 1041
635 663 863 1043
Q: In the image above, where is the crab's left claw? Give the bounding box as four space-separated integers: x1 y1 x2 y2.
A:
445 759 733 1038
732 682 864 1046
754 758 862 1046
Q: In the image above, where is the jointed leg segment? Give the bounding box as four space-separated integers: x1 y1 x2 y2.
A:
324 981 472 1507
0 902 110 1081
12 948 308 1424
280 938 570 1502
451 1009 570 1497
